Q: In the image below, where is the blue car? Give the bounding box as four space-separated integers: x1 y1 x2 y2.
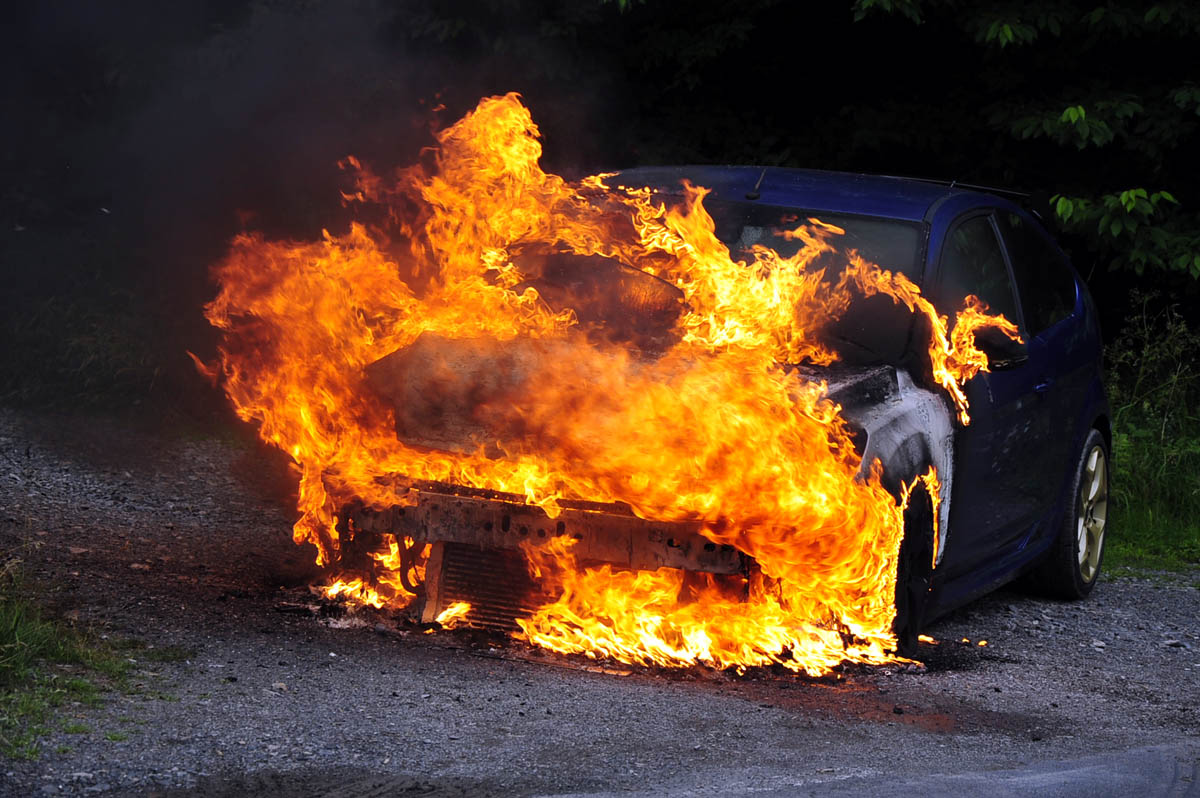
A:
350 166 1110 658
612 166 1110 651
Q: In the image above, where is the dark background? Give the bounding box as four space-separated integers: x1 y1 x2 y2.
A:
3 0 1198 422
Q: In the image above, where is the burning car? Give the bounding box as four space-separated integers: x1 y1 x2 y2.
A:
202 94 1108 674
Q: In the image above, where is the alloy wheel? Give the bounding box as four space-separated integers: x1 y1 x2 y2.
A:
1076 445 1108 583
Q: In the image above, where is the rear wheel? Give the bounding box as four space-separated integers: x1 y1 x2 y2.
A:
1029 428 1109 599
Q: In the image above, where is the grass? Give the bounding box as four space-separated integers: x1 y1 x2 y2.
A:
0 558 132 759
0 672 118 759
0 548 187 759
1103 292 1200 575
1103 413 1200 574
1106 506 1200 573
0 260 162 411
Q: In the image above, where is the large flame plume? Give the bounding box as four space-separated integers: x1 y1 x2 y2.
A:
201 94 1017 675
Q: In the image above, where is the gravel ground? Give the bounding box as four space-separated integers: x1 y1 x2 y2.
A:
1 407 1198 797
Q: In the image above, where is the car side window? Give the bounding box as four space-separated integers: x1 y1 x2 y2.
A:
997 212 1077 335
936 214 1020 326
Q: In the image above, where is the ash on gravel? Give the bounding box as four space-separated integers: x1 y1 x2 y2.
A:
1 407 1197 797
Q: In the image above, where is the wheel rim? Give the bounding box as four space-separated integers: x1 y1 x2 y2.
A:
1076 445 1108 583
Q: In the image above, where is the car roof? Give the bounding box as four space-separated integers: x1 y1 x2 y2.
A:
612 165 990 222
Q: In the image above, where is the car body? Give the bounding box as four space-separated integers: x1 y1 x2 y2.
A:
613 166 1110 622
343 166 1110 646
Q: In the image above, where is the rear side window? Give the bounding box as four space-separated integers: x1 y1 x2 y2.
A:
998 212 1077 335
935 214 1020 325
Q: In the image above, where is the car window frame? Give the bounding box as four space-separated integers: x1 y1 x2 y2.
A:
932 209 1029 336
994 209 1079 337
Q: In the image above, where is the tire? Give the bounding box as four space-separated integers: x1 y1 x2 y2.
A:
1029 427 1110 599
893 484 935 658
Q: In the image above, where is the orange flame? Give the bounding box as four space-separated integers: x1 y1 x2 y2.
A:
321 534 429 610
202 93 1016 675
903 466 943 570
322 577 388 610
434 601 473 629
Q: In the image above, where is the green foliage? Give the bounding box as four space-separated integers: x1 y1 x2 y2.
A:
1103 292 1200 569
601 0 645 10
1092 2 1200 33
973 16 1039 47
411 1 716 87
1172 82 1200 113
851 1 1200 281
1009 103 1114 149
0 552 130 758
1006 97 1150 150
1051 190 1200 275
0 273 160 409
852 0 924 24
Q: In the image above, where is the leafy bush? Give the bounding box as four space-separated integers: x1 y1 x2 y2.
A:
0 276 160 410
1105 291 1200 568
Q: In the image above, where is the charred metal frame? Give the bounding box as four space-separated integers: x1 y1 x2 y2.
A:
345 482 744 574
337 363 954 623
340 479 747 622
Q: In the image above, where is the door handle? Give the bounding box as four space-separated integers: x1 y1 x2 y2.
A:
1034 378 1054 394
990 354 1029 370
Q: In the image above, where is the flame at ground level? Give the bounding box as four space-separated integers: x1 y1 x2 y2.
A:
204 94 1016 676
434 601 473 629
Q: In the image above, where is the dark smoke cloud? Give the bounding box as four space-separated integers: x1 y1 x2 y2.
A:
1 0 625 415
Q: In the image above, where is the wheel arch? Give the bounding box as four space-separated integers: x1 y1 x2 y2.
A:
844 369 955 566
1093 412 1112 455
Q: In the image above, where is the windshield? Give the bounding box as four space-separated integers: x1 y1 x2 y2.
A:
704 200 924 365
710 204 922 279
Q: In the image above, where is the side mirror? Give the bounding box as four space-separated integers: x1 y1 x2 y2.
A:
975 326 1028 370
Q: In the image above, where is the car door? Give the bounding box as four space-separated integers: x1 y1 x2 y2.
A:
930 211 1054 579
995 210 1086 504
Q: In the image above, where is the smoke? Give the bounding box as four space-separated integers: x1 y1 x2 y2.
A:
1 0 625 415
